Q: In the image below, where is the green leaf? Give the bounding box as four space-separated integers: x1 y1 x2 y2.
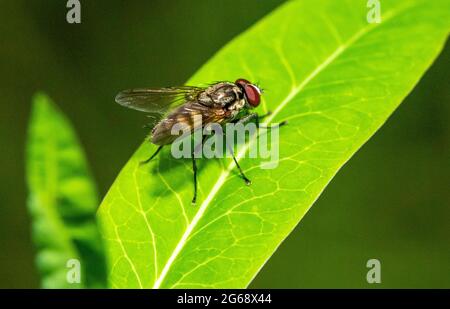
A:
26 93 107 288
98 0 450 288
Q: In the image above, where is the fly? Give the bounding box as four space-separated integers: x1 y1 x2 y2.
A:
116 78 280 204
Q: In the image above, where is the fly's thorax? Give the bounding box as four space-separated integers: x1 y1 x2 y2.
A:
198 82 242 106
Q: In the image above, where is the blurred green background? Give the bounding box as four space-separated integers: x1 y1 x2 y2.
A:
0 0 448 288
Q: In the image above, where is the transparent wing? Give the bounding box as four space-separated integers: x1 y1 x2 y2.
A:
115 86 205 113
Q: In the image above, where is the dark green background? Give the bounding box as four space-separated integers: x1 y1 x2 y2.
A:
0 0 448 288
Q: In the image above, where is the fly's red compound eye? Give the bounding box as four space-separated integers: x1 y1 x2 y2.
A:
235 78 261 107
244 84 261 107
235 78 251 88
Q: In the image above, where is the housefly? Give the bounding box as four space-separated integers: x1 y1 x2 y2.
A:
116 79 272 204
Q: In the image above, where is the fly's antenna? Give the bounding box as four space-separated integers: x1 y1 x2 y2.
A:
255 81 265 94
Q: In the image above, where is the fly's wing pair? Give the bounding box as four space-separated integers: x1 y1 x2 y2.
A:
115 86 206 127
115 85 235 145
115 86 205 112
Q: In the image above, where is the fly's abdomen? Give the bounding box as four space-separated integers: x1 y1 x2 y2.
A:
151 118 178 145
151 104 203 145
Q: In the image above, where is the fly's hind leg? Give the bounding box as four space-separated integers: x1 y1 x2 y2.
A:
140 145 163 165
191 155 198 204
191 135 208 204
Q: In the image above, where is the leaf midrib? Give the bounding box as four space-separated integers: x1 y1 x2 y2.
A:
152 4 408 289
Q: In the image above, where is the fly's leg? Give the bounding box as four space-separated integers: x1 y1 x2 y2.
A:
191 155 198 204
235 112 288 128
258 111 272 121
262 120 288 128
235 111 271 125
140 145 163 165
225 140 251 186
235 113 258 125
227 112 287 186
191 135 208 204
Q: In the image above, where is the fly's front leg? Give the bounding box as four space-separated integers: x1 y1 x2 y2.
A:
234 112 287 129
226 112 287 186
235 111 272 126
234 113 259 126
225 139 252 186
258 111 272 121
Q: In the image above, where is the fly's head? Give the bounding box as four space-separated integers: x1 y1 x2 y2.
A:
235 78 262 109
